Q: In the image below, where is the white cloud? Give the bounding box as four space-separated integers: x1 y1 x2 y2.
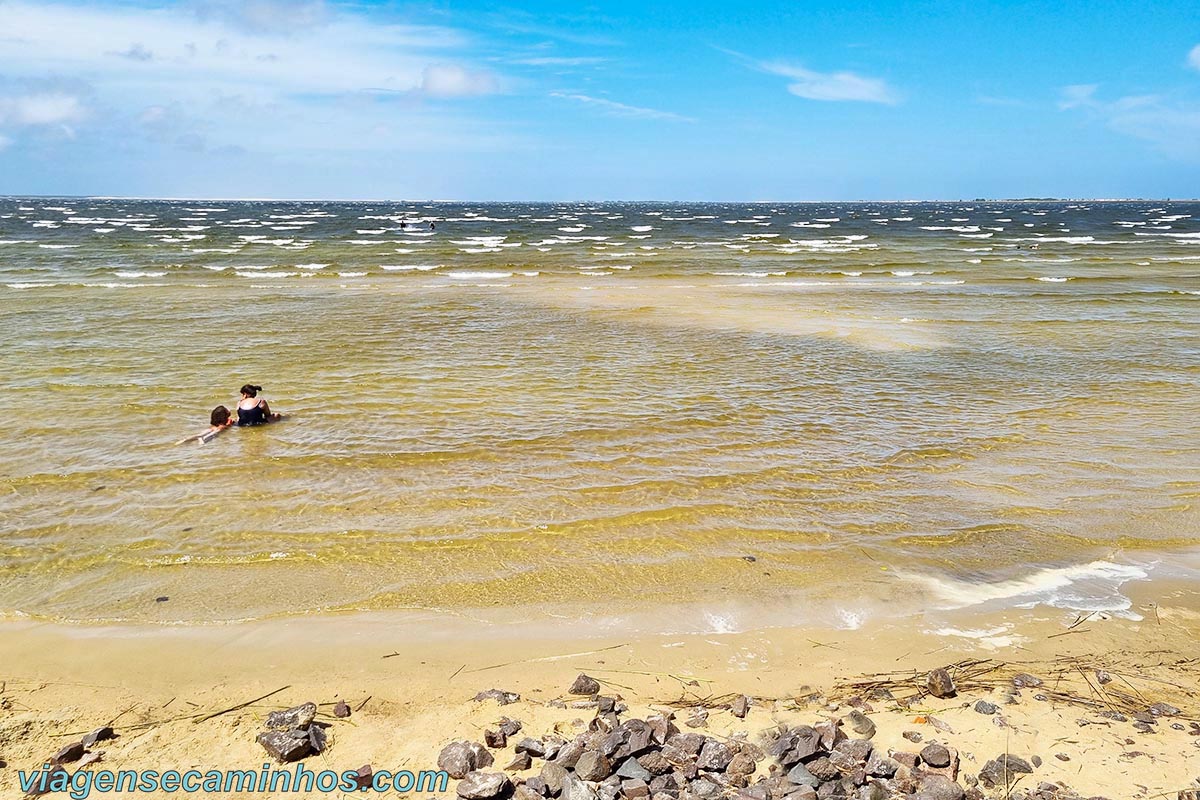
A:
419 65 501 98
189 0 329 35
1189 44 1200 71
0 92 86 125
509 57 605 67
550 92 693 122
756 60 898 104
1059 84 1200 161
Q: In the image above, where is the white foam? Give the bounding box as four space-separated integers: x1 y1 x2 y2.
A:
904 560 1149 617
445 271 513 279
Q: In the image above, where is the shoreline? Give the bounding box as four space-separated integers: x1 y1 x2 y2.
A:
2 594 1199 798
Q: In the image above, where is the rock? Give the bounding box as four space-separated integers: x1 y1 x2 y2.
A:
1133 722 1155 734
265 702 317 731
686 708 709 728
768 727 822 766
507 752 533 771
51 742 85 765
638 751 672 776
845 711 875 739
814 720 846 751
977 755 1033 789
864 751 898 778
333 700 352 718
667 732 705 756
1149 702 1181 717
475 689 521 705
458 771 512 800
920 744 951 769
617 757 653 781
782 789 818 800
621 720 653 755
575 751 613 781
515 786 545 800
697 740 734 771
727 752 757 776
541 763 569 795
81 727 116 748
805 757 840 782
517 738 548 758
349 765 373 791
440 742 492 779
731 695 750 719
526 778 550 796
570 675 601 696
308 725 327 754
597 696 617 714
553 739 585 770
623 779 651 800
564 777 598 800
785 762 820 788
890 751 919 770
927 668 957 699
915 774 964 800
829 739 872 773
486 730 508 749
1054 753 1070 762
500 718 524 737
1012 673 1043 689
902 731 922 743
973 700 997 715
1030 755 1042 768
257 729 311 762
1095 670 1112 685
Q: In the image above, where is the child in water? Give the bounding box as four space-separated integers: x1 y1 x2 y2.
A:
236 384 282 426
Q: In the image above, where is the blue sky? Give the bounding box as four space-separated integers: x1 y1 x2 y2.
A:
0 0 1198 199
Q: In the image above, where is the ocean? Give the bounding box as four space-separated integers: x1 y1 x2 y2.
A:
1 198 1197 629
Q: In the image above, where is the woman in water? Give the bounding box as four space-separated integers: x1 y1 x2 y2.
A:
236 384 282 426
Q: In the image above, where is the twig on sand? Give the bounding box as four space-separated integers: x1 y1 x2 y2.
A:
463 643 630 674
194 685 291 724
448 664 466 682
108 704 137 727
354 695 372 713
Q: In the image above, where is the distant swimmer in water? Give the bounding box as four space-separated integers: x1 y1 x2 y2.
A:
430 222 436 230
236 384 282 426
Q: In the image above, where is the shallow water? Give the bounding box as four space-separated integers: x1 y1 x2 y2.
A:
1 199 1197 626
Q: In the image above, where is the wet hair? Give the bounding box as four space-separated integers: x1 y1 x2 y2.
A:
210 405 231 426
240 384 263 397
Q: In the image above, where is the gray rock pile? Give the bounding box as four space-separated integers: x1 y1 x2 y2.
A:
441 674 1127 800
256 701 328 762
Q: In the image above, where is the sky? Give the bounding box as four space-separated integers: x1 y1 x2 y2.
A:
0 0 1198 200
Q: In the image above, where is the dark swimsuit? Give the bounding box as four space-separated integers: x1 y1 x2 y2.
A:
237 401 268 426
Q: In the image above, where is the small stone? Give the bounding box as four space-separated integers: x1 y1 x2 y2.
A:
597 696 616 714
333 700 351 718
526 778 549 796
902 731 922 743
475 689 522 705
575 751 613 781
351 765 373 790
916 774 964 800
1133 722 1155 734
440 742 491 779
638 751 672 776
1054 753 1070 762
805 757 839 782
517 738 548 758
569 674 601 696
265 702 317 731
1030 755 1042 768
1012 673 1043 689
515 786 544 800
845 710 876 739
830 738 872 772
553 740 584 770
864 751 898 778
1095 670 1112 685
731 695 750 719
977 755 1033 789
541 763 569 795
623 779 651 800
1149 702 1181 717
785 762 820 788
920 744 951 769
308 725 327 754
973 700 997 715
686 708 709 728
616 757 653 781
890 751 919 770
506 752 533 771
727 752 757 776
457 771 512 800
81 727 116 748
697 740 734 771
485 730 508 749
51 742 85 765
257 730 311 763
927 669 957 699
155 596 169 602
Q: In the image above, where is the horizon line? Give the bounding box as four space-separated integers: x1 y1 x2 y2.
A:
2 194 1199 204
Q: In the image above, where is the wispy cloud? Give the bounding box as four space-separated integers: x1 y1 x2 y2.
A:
1059 84 1200 161
509 57 606 67
419 64 502 97
550 92 694 122
1189 44 1200 71
756 60 898 104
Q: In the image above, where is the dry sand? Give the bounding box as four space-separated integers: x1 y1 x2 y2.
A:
1 593 1199 799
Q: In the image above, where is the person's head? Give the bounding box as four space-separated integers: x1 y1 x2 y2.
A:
240 384 262 398
210 405 231 427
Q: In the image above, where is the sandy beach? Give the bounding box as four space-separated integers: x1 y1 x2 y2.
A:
2 576 1199 798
